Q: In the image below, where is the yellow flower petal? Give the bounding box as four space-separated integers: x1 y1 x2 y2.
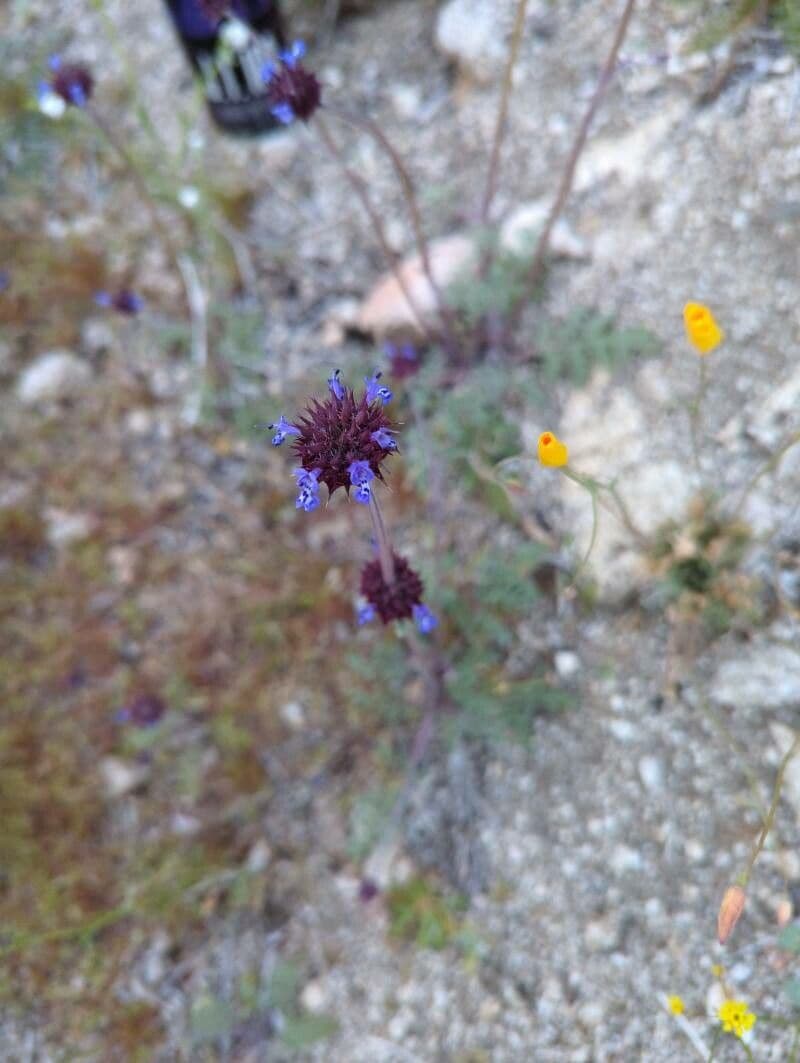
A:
668 995 685 1016
538 431 568 468
684 302 724 355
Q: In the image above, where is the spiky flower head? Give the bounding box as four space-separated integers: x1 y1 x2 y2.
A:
360 552 431 626
95 288 144 316
291 374 397 499
262 41 322 124
40 55 93 109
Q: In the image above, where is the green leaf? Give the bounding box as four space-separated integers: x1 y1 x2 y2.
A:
280 1013 339 1049
268 960 301 1012
190 993 234 1044
784 977 800 1007
779 924 800 953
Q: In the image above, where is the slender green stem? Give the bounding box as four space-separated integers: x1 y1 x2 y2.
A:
480 0 530 223
736 428 800 514
741 1041 754 1063
707 1025 722 1063
690 357 709 478
85 105 185 286
739 731 800 889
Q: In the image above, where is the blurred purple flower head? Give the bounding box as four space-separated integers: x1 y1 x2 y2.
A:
359 877 380 902
95 288 144 316
291 371 397 499
42 55 94 108
385 342 419 380
412 603 438 635
360 552 425 624
357 603 376 626
262 41 321 125
115 692 166 728
0 270 10 293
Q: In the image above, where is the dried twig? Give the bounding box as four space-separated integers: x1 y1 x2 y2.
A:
511 0 637 324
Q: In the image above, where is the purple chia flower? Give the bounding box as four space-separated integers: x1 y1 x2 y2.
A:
385 342 419 380
291 380 397 498
116 692 166 728
95 288 144 316
328 368 345 401
269 415 301 447
370 428 397 451
412 603 438 635
293 466 322 512
359 877 380 902
360 552 425 624
262 40 321 125
364 369 393 406
0 270 10 293
357 603 376 626
45 55 93 107
348 460 375 505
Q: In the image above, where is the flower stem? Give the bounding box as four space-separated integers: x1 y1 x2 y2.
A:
368 493 396 585
689 356 708 478
314 113 438 345
735 427 800 515
480 0 530 224
738 730 800 889
326 105 460 353
511 0 637 324
84 104 185 288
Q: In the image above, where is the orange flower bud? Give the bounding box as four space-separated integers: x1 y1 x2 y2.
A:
538 431 568 468
717 884 746 945
684 302 724 355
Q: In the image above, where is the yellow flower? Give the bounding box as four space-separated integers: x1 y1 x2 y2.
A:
718 999 756 1039
684 302 724 355
711 964 725 978
538 431 568 468
667 995 685 1016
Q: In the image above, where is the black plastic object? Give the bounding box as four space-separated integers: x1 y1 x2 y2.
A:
164 1 287 135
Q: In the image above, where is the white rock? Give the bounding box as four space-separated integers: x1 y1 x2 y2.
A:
745 366 800 449
554 650 581 680
300 979 329 1016
17 351 91 405
245 839 272 873
712 644 800 711
435 0 505 85
81 318 115 355
558 372 693 600
100 756 149 798
500 199 590 260
280 700 306 730
357 233 474 341
608 719 637 743
638 755 665 792
45 508 94 547
575 103 685 192
610 844 643 874
390 83 422 120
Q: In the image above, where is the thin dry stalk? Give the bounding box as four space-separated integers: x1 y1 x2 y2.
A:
511 0 637 324
314 113 438 345
480 0 530 223
327 105 460 352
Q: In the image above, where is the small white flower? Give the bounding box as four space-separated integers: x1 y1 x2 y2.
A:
178 185 201 210
39 90 66 119
219 17 251 51
187 130 205 153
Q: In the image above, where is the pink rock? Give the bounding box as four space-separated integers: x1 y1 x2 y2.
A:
357 234 474 340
